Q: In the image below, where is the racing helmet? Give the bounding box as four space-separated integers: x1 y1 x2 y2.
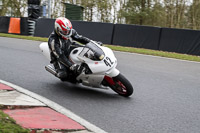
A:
54 17 72 39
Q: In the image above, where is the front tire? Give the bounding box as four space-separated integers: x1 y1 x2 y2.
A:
104 73 133 97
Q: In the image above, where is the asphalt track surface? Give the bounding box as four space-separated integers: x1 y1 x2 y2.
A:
0 37 200 133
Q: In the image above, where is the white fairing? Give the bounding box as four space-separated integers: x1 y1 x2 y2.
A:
39 42 51 61
69 42 120 87
69 45 119 77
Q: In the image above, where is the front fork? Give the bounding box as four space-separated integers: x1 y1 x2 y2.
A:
102 68 120 86
106 68 120 78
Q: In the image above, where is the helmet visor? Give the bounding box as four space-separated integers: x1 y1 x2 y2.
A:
59 29 72 38
62 30 70 35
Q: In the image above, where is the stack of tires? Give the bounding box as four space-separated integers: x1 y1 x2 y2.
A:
28 0 41 35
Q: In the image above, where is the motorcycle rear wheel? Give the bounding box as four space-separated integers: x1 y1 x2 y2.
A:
104 73 133 97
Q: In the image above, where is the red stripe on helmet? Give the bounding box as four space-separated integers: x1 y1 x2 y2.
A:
56 19 68 31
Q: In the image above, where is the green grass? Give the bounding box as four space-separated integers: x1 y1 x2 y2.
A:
0 33 200 62
0 110 29 133
106 45 200 62
0 33 48 42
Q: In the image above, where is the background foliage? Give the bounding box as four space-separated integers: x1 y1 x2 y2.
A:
0 0 200 30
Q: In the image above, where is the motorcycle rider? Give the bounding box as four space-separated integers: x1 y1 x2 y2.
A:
48 17 91 78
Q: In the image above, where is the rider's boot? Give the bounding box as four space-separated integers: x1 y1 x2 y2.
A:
52 61 68 78
56 69 68 78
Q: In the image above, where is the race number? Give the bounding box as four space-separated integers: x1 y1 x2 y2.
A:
104 57 114 67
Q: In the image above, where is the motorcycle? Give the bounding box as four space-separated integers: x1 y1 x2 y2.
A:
39 41 133 97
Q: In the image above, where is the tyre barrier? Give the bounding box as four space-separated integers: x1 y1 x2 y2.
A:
1 17 200 56
28 20 36 35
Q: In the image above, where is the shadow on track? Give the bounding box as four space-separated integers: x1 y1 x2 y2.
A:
48 81 133 100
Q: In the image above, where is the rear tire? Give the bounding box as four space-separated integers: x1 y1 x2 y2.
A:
104 73 133 97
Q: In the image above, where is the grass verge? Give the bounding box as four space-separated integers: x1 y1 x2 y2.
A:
107 45 200 62
0 110 29 133
0 33 200 62
0 33 48 42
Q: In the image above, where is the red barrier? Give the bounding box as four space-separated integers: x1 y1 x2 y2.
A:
8 18 21 34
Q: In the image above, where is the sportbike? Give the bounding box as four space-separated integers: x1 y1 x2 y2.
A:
39 41 133 97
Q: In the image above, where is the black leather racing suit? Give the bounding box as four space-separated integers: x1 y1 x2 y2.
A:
48 29 90 75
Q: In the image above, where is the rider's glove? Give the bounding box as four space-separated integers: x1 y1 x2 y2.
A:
96 41 103 46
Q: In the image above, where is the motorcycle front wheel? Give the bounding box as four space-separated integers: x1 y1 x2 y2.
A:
104 73 133 97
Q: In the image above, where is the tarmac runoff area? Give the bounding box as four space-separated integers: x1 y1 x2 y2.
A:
0 80 107 133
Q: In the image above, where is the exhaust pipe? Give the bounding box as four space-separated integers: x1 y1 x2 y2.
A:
45 65 57 76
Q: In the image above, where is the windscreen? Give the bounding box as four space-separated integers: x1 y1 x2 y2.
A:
80 42 105 61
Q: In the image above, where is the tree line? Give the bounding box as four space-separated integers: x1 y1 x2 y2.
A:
0 0 200 30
